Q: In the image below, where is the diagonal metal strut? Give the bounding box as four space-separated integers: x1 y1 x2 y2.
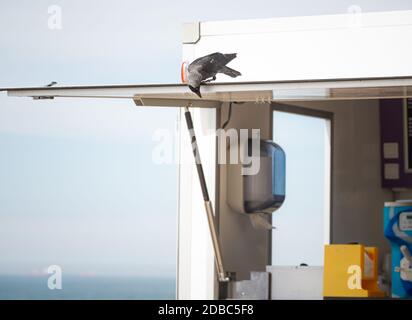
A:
183 103 230 282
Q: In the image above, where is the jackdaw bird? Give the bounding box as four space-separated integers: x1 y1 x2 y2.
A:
181 52 241 98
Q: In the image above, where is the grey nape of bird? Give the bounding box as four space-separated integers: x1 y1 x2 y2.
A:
183 52 241 98
46 81 57 87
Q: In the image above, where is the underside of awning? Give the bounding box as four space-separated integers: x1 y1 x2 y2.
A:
1 76 412 108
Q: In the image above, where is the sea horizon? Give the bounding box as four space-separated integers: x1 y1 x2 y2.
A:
0 274 175 300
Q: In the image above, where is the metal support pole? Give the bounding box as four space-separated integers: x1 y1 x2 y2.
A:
183 104 230 282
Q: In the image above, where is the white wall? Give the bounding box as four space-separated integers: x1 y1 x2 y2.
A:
191 10 412 82
287 100 393 259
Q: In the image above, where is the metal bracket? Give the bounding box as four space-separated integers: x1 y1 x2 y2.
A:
33 96 54 100
230 272 270 300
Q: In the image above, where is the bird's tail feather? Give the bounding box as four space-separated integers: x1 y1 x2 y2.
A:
220 66 241 78
223 53 237 63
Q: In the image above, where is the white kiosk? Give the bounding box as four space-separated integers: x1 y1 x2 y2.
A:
2 9 412 299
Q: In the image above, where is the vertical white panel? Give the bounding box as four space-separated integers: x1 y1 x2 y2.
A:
323 120 331 245
177 44 216 300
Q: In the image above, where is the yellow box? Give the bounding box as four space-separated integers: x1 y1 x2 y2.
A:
323 244 385 298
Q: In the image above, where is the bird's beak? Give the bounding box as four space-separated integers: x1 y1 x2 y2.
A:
189 86 202 98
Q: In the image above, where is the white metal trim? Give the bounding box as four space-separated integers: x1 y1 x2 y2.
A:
3 77 412 100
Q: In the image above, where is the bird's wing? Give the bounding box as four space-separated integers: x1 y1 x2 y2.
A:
189 52 228 74
190 52 223 66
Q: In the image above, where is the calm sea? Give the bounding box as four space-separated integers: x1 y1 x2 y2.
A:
0 275 175 300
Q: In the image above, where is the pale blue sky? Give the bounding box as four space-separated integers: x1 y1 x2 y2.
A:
0 1 411 277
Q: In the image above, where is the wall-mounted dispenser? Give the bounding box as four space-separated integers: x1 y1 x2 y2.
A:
227 138 286 214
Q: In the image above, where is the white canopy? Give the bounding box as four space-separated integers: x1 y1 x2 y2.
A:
2 76 412 108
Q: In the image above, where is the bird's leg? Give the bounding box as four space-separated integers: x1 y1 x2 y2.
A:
201 75 217 84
